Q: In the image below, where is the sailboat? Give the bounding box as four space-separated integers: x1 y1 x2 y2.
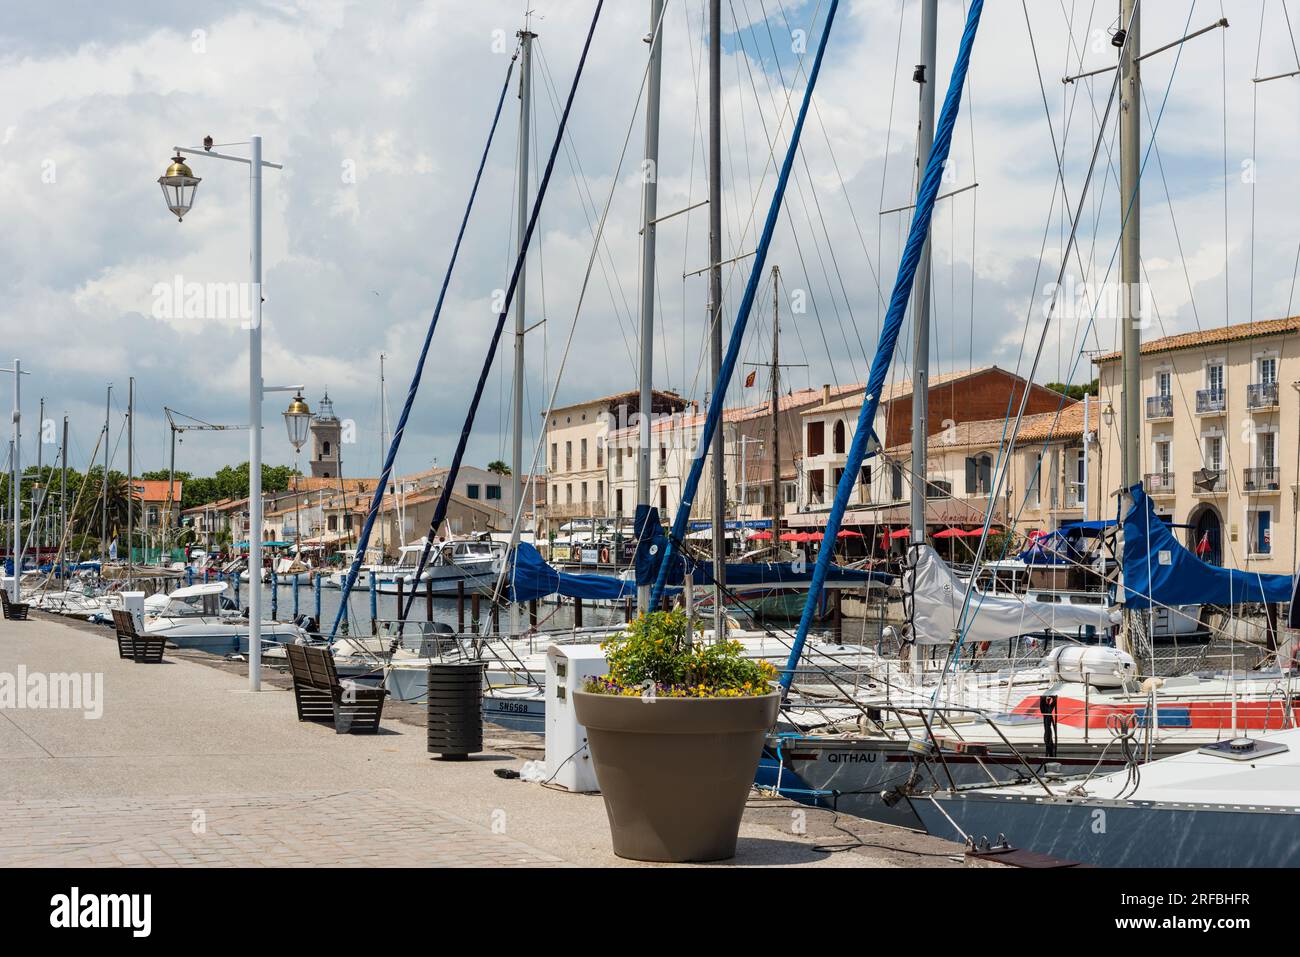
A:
756 0 1299 837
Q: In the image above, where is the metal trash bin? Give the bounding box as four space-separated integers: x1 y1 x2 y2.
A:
426 661 486 760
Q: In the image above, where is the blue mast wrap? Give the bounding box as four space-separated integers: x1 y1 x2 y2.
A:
326 53 518 641
781 0 986 691
649 0 841 608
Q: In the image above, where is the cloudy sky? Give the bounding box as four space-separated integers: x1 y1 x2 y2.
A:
3 0 1299 481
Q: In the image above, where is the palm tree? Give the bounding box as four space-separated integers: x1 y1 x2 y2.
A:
487 460 511 476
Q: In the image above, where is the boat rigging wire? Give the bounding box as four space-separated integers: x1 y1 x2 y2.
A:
483 1 671 612
325 45 520 641
393 0 608 634
781 0 987 690
650 0 843 610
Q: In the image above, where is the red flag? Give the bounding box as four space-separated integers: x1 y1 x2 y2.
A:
1195 532 1211 557
744 369 757 388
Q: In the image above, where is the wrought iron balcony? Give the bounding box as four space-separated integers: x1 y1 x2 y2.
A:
1247 382 1279 410
1243 466 1281 492
1144 472 1175 495
1145 395 1173 419
1195 388 1226 414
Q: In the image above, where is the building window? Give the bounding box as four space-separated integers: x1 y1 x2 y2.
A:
322 440 331 456
1154 440 1172 476
566 484 573 505
596 479 604 504
1025 454 1042 509
859 465 871 487
552 486 558 505
615 488 624 513
1258 431 1276 468
784 483 797 504
1071 449 1086 506
486 485 502 500
890 463 904 501
581 481 588 503
550 442 557 471
1250 508 1273 555
833 420 846 454
659 486 667 510
466 484 481 500
581 438 588 470
1204 435 1223 472
328 516 337 531
659 446 667 468
596 441 604 468
807 421 825 457
1206 363 1224 394
565 441 572 471
1258 356 1279 385
965 454 992 495
808 469 825 505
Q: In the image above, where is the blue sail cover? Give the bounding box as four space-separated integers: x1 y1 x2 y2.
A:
633 506 889 590
1018 529 1090 566
508 542 638 603
1121 484 1293 609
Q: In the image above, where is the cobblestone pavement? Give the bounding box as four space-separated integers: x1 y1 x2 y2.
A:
0 789 563 868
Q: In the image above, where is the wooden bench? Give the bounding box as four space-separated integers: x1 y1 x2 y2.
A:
111 609 167 663
1 589 30 621
285 642 387 734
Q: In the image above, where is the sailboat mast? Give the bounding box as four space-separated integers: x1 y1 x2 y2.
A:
101 384 110 565
60 415 68 556
708 0 726 639
1119 0 1142 489
8 359 21 602
510 24 534 638
127 376 133 583
637 0 665 615
909 0 938 546
35 397 43 551
1117 0 1141 657
769 266 782 548
378 353 387 555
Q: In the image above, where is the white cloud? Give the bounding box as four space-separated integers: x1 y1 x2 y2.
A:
4 0 1300 483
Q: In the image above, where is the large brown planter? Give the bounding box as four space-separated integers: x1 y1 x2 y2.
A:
573 689 780 863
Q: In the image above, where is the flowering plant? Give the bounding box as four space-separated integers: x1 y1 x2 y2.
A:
584 609 777 698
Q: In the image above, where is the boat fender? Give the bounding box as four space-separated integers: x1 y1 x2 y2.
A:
1039 694 1059 758
1140 676 1164 693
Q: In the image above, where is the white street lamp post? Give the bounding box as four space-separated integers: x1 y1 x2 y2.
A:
159 135 301 691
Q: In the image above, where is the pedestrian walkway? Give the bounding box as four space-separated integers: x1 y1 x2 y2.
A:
0 613 962 867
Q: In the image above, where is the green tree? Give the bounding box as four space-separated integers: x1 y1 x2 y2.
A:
487 460 511 476
1045 379 1098 401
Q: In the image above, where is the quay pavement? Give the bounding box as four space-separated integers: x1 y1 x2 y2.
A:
0 612 963 868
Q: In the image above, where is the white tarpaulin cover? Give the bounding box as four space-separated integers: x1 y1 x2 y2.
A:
906 545 1112 645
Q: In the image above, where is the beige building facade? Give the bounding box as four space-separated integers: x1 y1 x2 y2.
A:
1094 315 1300 574
543 389 690 534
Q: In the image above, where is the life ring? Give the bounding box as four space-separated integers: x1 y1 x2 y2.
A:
599 547 611 564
